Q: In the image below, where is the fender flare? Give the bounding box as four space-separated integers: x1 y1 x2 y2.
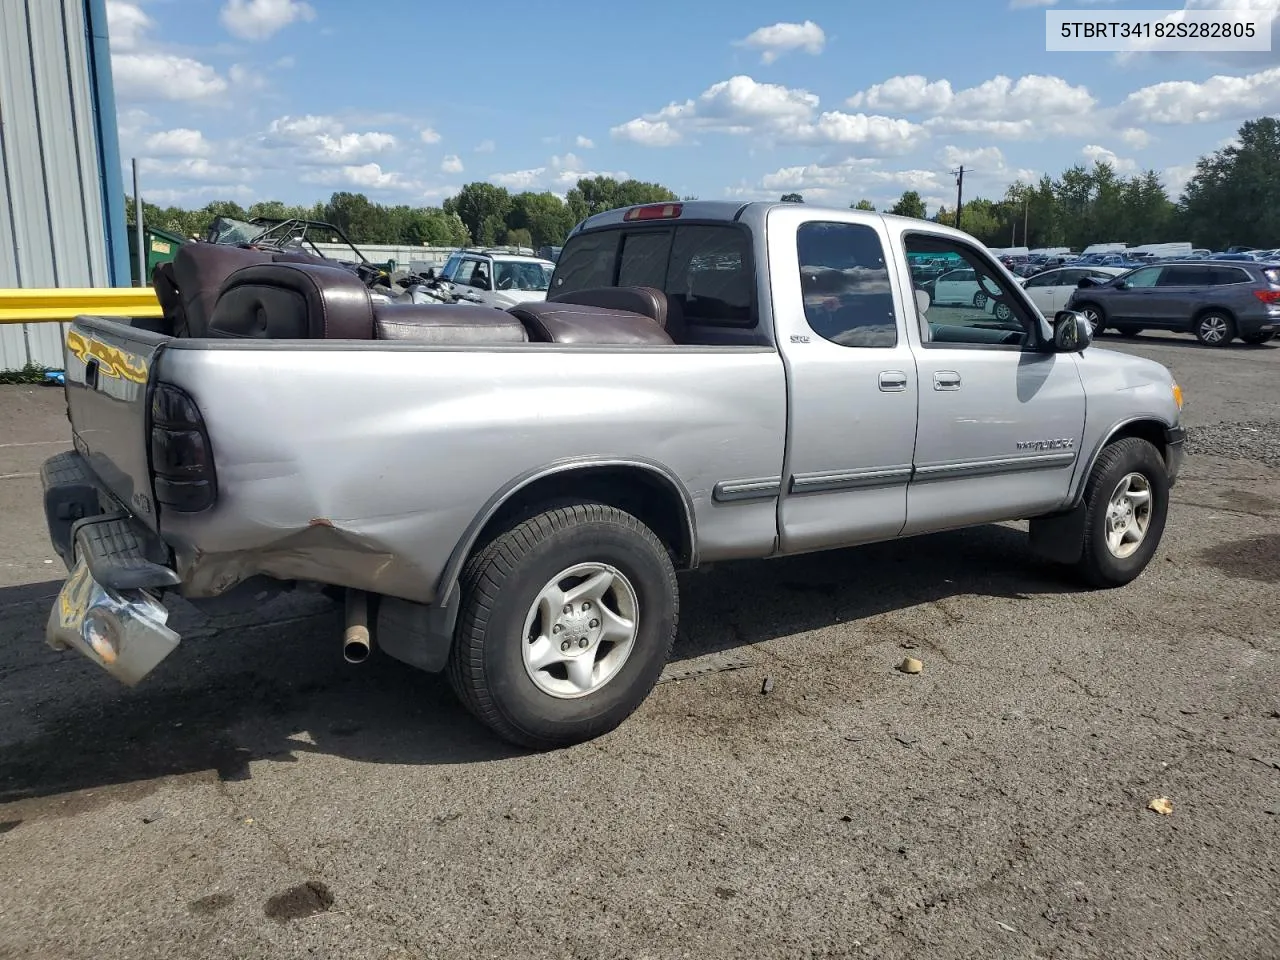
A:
377 457 697 675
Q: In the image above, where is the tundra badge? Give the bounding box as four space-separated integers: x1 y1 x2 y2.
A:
1017 438 1074 451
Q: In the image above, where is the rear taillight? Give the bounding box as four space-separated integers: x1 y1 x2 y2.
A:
1254 289 1280 305
149 382 217 512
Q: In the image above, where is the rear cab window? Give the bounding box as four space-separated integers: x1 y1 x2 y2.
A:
552 223 756 328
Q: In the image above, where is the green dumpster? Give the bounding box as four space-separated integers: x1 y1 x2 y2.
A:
127 223 188 286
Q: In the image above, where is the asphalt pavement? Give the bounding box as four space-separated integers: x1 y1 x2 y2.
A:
0 331 1277 960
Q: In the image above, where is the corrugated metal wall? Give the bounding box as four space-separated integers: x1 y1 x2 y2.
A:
0 0 116 371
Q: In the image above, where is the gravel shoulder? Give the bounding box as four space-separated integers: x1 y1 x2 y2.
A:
0 334 1277 960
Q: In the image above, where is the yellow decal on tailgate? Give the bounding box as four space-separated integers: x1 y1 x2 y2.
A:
67 330 148 384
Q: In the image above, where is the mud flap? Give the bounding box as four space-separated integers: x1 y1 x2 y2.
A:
1028 502 1087 565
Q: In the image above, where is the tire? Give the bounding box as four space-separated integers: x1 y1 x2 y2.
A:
1076 302 1105 334
1074 437 1170 589
972 291 988 309
993 302 1012 322
1241 331 1275 345
1193 310 1236 346
446 503 679 750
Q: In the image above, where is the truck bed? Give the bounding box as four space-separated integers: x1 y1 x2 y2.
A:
62 316 788 605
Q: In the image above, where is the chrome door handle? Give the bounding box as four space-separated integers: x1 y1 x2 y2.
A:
933 370 961 391
878 370 908 392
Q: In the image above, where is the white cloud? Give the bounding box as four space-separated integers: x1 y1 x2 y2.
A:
1120 127 1153 148
420 127 442 144
1163 163 1198 197
1119 66 1280 123
489 154 628 192
1081 144 1137 172
575 134 595 148
262 115 397 164
611 117 682 146
846 73 1097 140
747 144 1041 208
440 154 464 173
144 128 211 157
228 63 268 91
105 1 151 50
112 53 229 101
610 75 925 153
474 139 496 153
138 157 246 183
301 163 414 191
220 0 316 41
734 20 826 64
145 184 256 207
847 75 954 113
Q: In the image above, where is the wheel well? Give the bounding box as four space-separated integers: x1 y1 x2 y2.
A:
1192 304 1235 325
1106 420 1168 461
474 466 695 569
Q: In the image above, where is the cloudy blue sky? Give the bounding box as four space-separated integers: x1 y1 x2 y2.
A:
109 0 1280 214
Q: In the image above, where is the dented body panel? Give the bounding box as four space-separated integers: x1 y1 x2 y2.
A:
152 340 788 603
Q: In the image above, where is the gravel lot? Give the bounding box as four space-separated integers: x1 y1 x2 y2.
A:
1 331 1277 960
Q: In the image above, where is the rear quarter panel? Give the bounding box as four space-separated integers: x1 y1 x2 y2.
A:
154 342 787 602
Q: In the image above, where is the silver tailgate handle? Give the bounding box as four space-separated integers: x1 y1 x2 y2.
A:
878 370 908 392
933 370 961 391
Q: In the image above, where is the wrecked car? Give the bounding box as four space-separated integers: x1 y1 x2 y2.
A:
39 200 1185 749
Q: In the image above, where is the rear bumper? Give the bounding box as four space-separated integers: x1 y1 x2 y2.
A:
1165 424 1185 486
41 451 183 685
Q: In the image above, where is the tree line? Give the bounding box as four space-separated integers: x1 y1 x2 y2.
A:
127 176 681 250
128 116 1279 254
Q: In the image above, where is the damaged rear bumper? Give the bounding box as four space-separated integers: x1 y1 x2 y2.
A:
42 451 183 685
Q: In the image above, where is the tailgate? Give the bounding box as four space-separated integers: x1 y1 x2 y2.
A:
63 317 170 530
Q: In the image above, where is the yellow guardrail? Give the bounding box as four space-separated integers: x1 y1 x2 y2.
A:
0 287 162 324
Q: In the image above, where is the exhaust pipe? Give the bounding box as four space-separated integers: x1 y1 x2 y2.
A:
343 589 372 664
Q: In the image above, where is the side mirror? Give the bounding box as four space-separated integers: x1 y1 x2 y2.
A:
1053 311 1093 352
1114 280 1130 290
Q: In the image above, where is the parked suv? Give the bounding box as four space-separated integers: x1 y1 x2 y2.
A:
438 249 556 308
1066 259 1280 346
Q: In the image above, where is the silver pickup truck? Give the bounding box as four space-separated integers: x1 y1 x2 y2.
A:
38 201 1185 749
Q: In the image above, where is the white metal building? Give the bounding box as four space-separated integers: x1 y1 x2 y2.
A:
0 0 127 371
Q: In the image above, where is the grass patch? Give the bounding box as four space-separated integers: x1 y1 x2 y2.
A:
0 363 56 385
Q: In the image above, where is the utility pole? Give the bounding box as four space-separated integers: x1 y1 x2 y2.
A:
953 165 965 231
1024 195 1029 246
132 158 145 287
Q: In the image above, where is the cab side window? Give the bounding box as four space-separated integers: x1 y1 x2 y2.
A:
796 221 897 347
904 233 1039 349
1024 270 1061 288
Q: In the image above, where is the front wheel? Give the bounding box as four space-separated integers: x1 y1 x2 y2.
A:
446 503 679 750
973 291 988 309
1074 437 1170 588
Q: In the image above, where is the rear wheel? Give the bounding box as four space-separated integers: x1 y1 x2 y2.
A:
1074 437 1169 588
446 503 679 750
1194 310 1235 346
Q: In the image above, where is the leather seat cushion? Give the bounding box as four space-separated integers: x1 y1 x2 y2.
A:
508 300 673 344
548 285 685 342
374 303 528 343
209 262 376 339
